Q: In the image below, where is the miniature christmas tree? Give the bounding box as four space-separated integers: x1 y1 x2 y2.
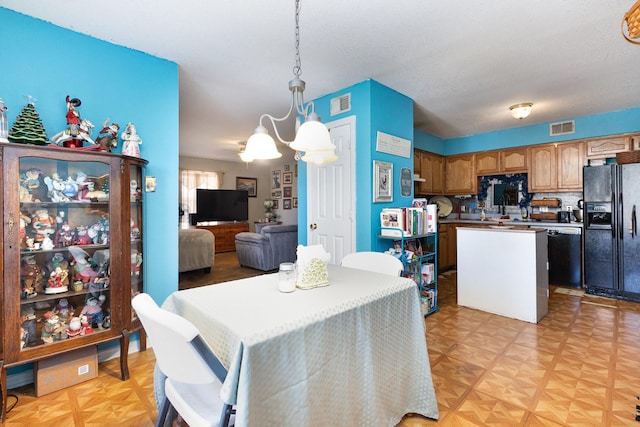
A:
8 101 49 145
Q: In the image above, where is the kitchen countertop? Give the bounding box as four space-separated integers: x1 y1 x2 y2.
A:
439 218 583 228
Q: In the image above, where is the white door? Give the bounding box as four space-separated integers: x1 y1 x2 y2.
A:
307 117 355 265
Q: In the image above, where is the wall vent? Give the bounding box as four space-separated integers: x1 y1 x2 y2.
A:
330 93 351 116
549 120 575 136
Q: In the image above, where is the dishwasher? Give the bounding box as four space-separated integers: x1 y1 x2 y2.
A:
546 227 582 287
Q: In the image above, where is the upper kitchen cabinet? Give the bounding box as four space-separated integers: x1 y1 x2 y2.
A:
556 142 585 190
529 142 584 192
414 149 443 196
475 151 500 175
500 147 528 173
444 154 476 195
475 147 528 176
529 145 557 192
632 134 640 151
585 136 631 158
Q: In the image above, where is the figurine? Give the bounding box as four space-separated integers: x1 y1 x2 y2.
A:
121 122 142 157
130 220 140 240
80 295 106 329
131 249 142 277
21 255 44 298
31 208 56 244
55 222 75 247
41 312 65 344
74 225 92 245
47 252 70 287
45 267 69 294
22 168 48 202
95 119 119 152
20 305 37 347
54 298 74 320
44 173 71 202
68 246 99 284
19 213 32 248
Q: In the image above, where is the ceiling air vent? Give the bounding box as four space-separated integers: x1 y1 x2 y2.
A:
549 120 575 136
330 93 351 116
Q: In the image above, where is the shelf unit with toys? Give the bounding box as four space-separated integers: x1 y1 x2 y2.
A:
379 228 438 316
0 144 146 422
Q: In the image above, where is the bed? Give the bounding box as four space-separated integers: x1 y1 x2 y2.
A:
179 228 215 273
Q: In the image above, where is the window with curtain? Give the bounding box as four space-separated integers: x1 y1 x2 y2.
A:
179 169 222 219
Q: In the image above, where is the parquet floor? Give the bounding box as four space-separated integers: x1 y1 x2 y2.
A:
4 267 640 426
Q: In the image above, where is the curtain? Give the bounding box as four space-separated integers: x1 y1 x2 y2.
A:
179 169 222 217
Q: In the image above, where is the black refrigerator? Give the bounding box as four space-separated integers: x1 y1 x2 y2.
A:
583 164 640 300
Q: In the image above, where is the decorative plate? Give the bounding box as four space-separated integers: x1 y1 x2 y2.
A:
429 196 453 217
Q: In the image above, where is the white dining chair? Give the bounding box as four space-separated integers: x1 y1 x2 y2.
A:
341 251 404 276
132 293 235 427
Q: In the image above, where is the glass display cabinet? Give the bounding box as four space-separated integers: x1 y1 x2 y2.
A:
0 144 146 421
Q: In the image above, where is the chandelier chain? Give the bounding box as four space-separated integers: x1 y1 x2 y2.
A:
293 0 302 77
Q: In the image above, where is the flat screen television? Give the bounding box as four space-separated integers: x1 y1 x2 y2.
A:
195 189 249 222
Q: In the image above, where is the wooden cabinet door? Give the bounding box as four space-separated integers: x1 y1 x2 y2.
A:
501 147 528 173
419 152 433 194
633 135 640 151
438 226 449 270
475 151 500 175
529 145 557 192
586 136 630 158
444 154 476 195
557 142 585 190
431 155 444 194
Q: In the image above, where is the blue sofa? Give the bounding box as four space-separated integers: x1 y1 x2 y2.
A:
235 224 298 271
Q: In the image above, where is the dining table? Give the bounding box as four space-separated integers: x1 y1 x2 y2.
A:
161 264 439 426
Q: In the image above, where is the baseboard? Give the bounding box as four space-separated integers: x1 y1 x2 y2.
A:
7 335 146 390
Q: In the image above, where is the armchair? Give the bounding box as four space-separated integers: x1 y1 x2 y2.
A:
235 224 298 271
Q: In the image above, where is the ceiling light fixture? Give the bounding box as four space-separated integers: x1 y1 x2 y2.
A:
242 0 337 164
509 103 533 120
622 0 640 44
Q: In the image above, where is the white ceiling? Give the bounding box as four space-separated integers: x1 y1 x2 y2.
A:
3 1 640 162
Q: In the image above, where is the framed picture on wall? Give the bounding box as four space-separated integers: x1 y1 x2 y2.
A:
373 160 393 202
236 177 257 197
272 170 282 189
283 199 292 209
271 190 282 199
283 172 293 184
293 197 298 208
283 186 292 198
284 164 290 172
273 199 279 209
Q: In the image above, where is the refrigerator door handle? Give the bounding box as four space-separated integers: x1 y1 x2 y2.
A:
612 190 616 239
619 192 624 240
632 204 637 238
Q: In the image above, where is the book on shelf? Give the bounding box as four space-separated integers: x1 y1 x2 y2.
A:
380 205 437 236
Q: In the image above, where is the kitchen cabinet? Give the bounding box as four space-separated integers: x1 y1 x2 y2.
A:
529 145 557 192
475 151 500 175
438 223 458 271
556 142 585 190
500 147 528 173
632 134 640 151
529 142 584 192
414 150 443 195
0 144 146 421
444 154 476 195
476 148 528 176
585 136 631 158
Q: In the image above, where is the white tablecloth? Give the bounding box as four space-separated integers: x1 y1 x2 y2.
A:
162 264 438 426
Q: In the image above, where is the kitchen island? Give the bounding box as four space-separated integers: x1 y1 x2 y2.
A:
457 226 548 323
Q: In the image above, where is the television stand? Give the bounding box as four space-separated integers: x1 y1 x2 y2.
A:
197 222 249 253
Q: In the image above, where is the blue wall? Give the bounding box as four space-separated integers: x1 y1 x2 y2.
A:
421 108 640 156
298 80 414 252
1 8 179 305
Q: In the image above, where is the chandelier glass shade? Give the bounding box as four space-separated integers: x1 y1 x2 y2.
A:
509 103 533 119
242 0 337 164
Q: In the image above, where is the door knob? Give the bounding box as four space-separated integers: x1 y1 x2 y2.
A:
310 223 317 230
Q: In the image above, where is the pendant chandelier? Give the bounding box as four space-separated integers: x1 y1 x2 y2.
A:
240 0 337 164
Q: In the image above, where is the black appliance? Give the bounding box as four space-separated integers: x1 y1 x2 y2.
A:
557 211 570 223
547 227 582 287
194 189 249 222
583 164 640 299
